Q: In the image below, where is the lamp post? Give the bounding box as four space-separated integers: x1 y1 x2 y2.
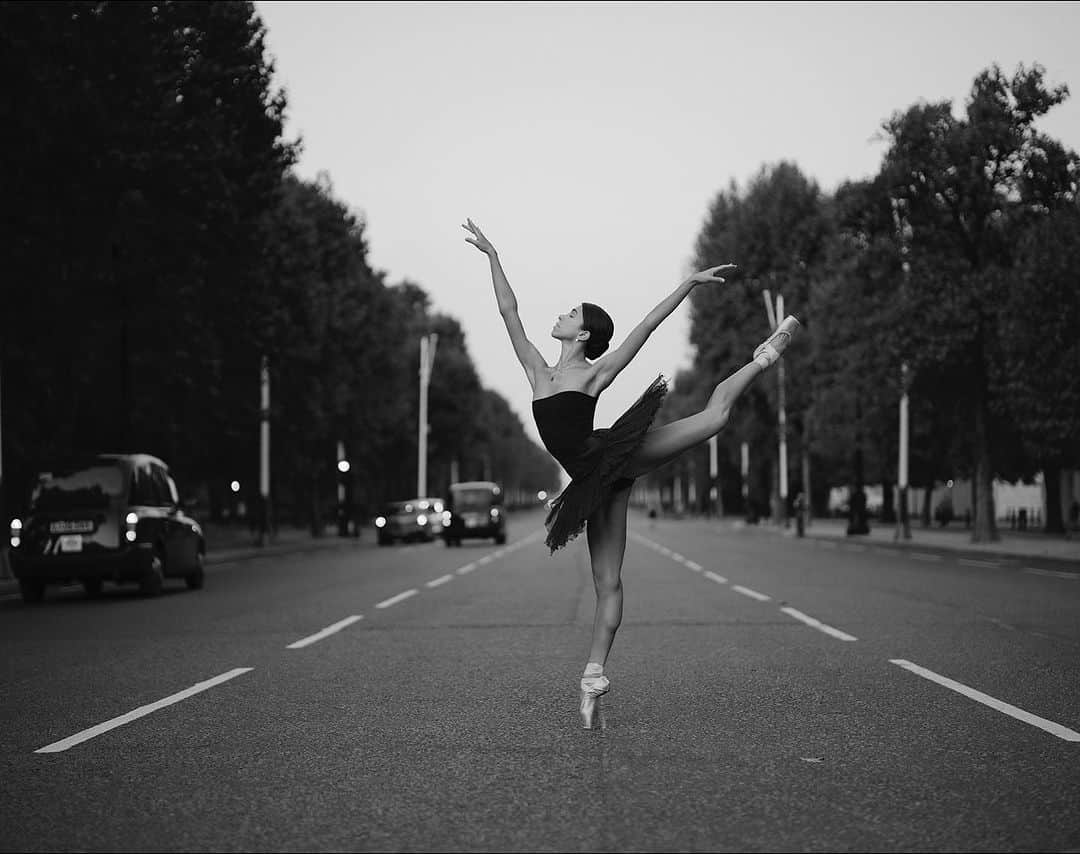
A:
258 356 271 546
896 362 912 540
417 333 438 498
762 288 789 527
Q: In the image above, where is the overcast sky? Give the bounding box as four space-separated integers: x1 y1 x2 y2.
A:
256 1 1080 444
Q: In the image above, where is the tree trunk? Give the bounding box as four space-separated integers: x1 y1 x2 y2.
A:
971 397 998 542
1043 465 1065 534
881 477 896 523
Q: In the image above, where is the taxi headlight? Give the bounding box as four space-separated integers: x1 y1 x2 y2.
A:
442 510 451 524
375 516 387 528
417 514 428 526
490 508 500 519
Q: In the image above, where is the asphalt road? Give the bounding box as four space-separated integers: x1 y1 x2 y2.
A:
1 508 1078 852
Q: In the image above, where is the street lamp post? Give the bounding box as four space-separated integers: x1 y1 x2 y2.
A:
258 356 271 546
896 362 912 540
417 333 438 498
762 288 789 527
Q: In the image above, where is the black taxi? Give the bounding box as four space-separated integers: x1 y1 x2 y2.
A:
8 454 205 602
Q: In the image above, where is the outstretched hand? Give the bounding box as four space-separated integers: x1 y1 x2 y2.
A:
688 264 737 286
462 218 496 255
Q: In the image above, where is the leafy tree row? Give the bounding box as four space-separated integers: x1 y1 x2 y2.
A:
0 0 559 532
647 63 1079 539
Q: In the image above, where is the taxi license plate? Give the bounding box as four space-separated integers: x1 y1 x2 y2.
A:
59 534 84 553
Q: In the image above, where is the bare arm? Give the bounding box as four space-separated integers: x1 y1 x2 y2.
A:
594 264 735 391
463 219 546 386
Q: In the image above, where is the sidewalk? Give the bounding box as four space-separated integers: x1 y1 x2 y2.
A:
737 516 1080 565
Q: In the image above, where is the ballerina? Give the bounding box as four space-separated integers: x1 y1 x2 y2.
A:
463 218 798 728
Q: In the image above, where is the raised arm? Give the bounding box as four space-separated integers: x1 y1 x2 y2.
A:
594 264 736 391
463 219 547 387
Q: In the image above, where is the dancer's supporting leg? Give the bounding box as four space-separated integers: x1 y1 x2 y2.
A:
623 360 764 478
584 481 633 669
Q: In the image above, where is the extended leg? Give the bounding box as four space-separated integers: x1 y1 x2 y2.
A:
622 360 763 478
584 481 633 668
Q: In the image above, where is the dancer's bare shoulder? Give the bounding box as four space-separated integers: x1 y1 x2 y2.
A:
532 361 603 401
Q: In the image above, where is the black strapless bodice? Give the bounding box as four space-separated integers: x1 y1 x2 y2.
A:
532 390 598 478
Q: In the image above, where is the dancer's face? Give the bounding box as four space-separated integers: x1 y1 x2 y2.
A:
552 304 586 340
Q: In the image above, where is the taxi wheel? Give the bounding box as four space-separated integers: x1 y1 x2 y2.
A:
185 551 205 590
82 578 104 598
140 550 165 597
19 580 45 604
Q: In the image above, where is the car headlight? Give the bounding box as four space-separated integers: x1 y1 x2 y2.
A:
375 516 386 528
10 518 21 549
442 510 451 525
490 508 500 519
125 511 138 542
417 514 428 526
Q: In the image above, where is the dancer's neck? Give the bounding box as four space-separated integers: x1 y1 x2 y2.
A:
554 340 588 372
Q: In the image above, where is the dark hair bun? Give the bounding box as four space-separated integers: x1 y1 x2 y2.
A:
581 302 614 361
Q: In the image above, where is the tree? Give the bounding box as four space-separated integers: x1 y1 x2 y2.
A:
879 63 1079 541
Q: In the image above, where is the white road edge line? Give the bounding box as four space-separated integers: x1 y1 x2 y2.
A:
685 560 703 572
1024 567 1079 579
959 558 1000 568
287 615 363 649
704 571 727 584
732 584 771 602
456 563 478 575
890 659 1080 743
780 606 857 642
912 553 943 562
426 574 454 588
375 589 418 609
35 667 254 754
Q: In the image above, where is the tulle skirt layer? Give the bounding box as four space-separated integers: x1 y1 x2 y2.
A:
544 375 668 553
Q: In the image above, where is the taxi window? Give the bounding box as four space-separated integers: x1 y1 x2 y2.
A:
31 465 126 510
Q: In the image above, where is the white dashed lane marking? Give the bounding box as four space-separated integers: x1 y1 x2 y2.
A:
704 571 727 584
375 589 418 609
287 615 363 649
780 606 857 642
425 574 454 588
36 668 253 754
890 659 1080 743
732 584 771 602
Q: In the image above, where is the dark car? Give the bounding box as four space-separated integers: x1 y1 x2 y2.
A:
8 454 206 603
441 481 506 546
374 497 444 545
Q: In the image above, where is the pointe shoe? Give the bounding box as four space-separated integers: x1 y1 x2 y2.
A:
753 315 800 368
580 675 609 729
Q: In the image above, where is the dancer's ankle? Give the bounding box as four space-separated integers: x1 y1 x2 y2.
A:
582 661 604 678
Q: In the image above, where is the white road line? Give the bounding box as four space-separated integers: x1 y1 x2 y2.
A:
671 552 686 562
1024 567 1079 579
890 659 1080 743
456 563 478 575
959 558 1000 568
425 574 454 588
375 589 418 609
685 560 703 572
287 615 363 649
912 552 943 562
35 667 253 754
732 585 771 602
780 606 857 642
704 571 727 584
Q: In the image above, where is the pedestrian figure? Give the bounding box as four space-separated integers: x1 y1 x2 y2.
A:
464 219 799 728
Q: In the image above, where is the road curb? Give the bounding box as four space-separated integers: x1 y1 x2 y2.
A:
729 521 1080 571
0 536 366 598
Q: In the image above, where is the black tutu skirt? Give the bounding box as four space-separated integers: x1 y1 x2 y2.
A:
544 375 668 553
